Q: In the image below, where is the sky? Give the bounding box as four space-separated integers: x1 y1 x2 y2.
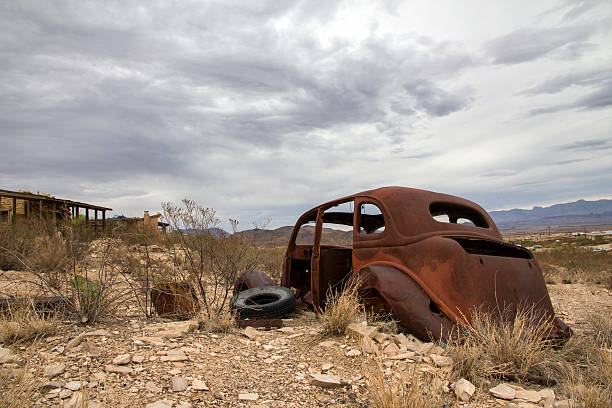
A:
1 0 611 229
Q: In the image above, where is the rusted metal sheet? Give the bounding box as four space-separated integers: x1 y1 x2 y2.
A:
151 281 200 320
278 186 570 342
234 269 276 294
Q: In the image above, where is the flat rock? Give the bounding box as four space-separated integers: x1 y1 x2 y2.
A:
84 329 111 336
133 336 166 346
310 373 343 388
81 341 103 357
62 391 82 408
171 376 188 392
41 380 63 390
383 342 400 356
345 349 361 357
161 352 189 362
388 352 415 360
347 322 378 339
318 340 337 347
65 380 82 391
146 401 173 408
192 378 209 391
112 354 132 365
59 389 73 399
105 364 133 375
490 383 516 400
430 354 452 367
238 393 259 401
515 389 544 403
132 354 145 363
43 363 65 378
243 326 260 340
0 347 15 363
145 382 163 393
455 378 475 402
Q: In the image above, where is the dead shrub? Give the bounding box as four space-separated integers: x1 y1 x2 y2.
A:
364 362 437 408
198 309 235 333
446 307 554 384
162 199 259 327
257 246 285 282
318 282 363 337
584 310 612 347
0 304 57 345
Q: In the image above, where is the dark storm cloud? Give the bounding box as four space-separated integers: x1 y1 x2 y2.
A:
484 25 593 65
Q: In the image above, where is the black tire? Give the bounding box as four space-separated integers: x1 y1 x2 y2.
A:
230 286 296 319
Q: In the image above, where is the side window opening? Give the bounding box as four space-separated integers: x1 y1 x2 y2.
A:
359 203 385 234
295 220 316 245
321 201 353 247
429 202 488 228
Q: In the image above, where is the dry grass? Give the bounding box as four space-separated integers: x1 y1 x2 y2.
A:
198 309 235 333
584 310 612 347
446 307 554 384
0 356 39 408
536 247 611 287
364 362 438 408
318 283 363 337
0 305 57 345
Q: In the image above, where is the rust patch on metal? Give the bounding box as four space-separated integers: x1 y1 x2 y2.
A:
151 281 200 320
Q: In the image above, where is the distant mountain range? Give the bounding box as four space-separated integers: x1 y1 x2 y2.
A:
489 199 612 231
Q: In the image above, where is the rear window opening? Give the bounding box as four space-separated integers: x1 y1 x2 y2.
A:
430 202 488 228
451 237 532 259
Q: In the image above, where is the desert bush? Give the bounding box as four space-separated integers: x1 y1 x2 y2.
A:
364 362 437 408
0 304 57 345
446 307 554 384
536 247 611 287
257 246 285 282
318 282 363 337
162 199 260 324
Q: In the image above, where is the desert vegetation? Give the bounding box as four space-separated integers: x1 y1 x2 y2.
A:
536 245 612 288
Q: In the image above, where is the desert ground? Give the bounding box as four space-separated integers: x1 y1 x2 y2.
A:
0 232 610 408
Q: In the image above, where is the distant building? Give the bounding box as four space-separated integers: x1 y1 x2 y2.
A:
0 188 112 234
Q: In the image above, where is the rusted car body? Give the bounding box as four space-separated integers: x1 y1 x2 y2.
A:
243 187 570 341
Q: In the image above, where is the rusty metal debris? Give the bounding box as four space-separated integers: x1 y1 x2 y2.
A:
151 281 200 320
241 186 570 342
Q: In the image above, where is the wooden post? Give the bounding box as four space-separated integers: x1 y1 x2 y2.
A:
85 208 89 230
12 197 17 225
39 200 42 220
94 209 98 236
102 210 106 232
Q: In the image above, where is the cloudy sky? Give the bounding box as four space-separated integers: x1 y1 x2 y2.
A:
1 0 611 229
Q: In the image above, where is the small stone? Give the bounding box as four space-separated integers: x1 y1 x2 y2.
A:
430 354 452 367
192 378 209 391
145 382 163 393
132 354 145 363
43 363 65 378
515 389 543 403
318 340 337 347
92 372 106 383
81 341 103 357
310 373 343 388
415 342 435 355
41 380 63 390
171 376 188 392
243 326 260 340
65 334 85 351
0 347 15 363
146 401 173 408
105 365 133 375
112 354 132 365
59 388 73 399
489 383 516 400
383 342 400 356
347 322 378 339
161 352 189 362
388 352 416 360
374 332 388 343
84 329 111 336
65 380 82 391
322 363 333 371
238 393 259 401
345 349 361 357
360 336 377 354
455 378 475 402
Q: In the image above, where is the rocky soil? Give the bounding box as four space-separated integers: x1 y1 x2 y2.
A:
1 282 610 408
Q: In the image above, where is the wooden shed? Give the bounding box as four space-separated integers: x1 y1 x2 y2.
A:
0 189 112 234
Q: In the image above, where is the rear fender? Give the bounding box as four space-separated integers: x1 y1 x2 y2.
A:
354 265 455 342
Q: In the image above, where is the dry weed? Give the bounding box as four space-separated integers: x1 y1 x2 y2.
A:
536 247 611 287
0 356 39 408
446 307 553 383
0 305 57 345
318 283 363 337
198 309 235 333
584 310 612 347
364 362 438 408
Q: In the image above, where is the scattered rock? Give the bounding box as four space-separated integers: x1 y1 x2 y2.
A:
345 349 361 357
430 354 452 367
62 391 83 408
0 347 15 363
85 329 111 336
360 336 377 354
43 363 65 378
145 382 163 393
65 380 82 391
81 341 103 357
192 378 209 391
105 364 133 375
347 322 378 339
41 380 63 390
238 393 259 401
132 354 145 363
59 388 73 399
65 334 85 351
243 326 260 340
515 389 544 403
383 342 400 356
112 354 132 365
310 373 343 388
489 383 516 400
318 340 337 347
171 376 188 392
146 401 173 408
388 352 415 360
454 378 475 402
133 336 165 346
321 363 333 371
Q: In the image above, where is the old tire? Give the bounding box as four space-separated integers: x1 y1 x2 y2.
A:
230 286 296 319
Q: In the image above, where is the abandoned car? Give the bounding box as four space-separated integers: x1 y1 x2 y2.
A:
235 187 571 342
